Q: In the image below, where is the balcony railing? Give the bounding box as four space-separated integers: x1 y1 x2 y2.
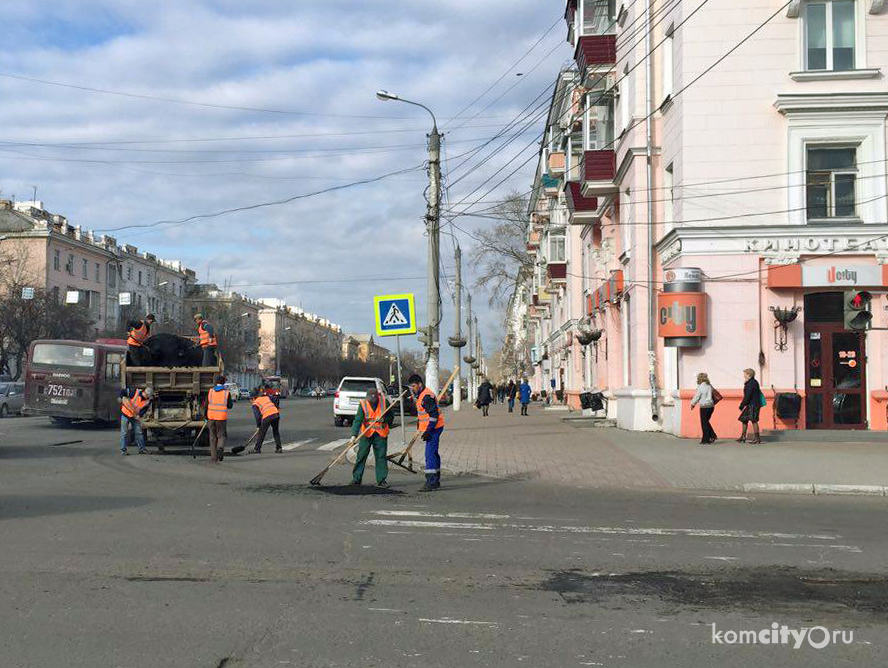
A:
565 181 599 215
547 262 567 282
574 34 616 72
548 151 566 175
581 149 618 197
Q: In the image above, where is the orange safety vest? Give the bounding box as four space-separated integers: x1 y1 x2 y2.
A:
197 321 217 348
359 396 389 438
252 395 280 420
121 391 149 419
127 321 149 347
416 387 444 432
207 388 229 421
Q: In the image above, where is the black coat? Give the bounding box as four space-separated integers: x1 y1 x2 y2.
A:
739 377 761 410
477 382 493 405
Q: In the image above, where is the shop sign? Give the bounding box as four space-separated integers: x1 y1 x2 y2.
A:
657 292 707 338
801 265 883 287
664 267 702 284
745 236 888 253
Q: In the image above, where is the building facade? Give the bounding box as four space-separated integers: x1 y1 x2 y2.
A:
341 334 390 365
516 0 888 435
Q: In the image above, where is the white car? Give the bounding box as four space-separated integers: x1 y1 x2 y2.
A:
333 377 387 427
224 382 241 402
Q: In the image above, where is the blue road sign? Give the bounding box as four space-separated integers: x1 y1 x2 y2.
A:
374 293 416 337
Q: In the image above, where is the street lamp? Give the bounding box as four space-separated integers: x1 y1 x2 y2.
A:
376 89 442 394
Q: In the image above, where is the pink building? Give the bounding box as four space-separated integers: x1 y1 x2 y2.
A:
520 0 888 435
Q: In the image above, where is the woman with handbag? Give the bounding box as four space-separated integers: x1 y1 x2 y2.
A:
690 372 719 444
737 368 763 444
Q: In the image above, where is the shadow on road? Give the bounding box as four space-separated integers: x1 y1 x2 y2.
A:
0 494 150 520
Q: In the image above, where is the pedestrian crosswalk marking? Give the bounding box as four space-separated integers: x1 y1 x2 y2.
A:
318 438 350 451
281 439 316 452
382 303 408 327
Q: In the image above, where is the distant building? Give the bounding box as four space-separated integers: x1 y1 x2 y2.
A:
342 333 390 364
258 298 343 383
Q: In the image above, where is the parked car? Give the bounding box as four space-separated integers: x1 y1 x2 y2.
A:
224 382 241 402
333 377 387 427
0 382 25 417
298 387 314 398
238 387 251 400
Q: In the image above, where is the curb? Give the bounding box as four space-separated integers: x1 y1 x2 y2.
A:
742 483 887 496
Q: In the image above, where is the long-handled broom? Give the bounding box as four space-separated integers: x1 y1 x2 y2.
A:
309 390 406 486
385 368 459 473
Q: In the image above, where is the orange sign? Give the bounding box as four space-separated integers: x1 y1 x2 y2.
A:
657 292 707 338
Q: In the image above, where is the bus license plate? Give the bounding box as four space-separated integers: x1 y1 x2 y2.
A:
46 384 76 398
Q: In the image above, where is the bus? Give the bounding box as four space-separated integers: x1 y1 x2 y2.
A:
23 339 126 424
261 375 290 399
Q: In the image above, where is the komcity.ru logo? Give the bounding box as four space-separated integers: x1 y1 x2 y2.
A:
710 623 853 649
828 267 858 283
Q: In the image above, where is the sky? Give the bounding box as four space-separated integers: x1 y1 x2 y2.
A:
0 0 572 356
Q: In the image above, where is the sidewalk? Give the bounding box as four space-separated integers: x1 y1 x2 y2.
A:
438 401 888 495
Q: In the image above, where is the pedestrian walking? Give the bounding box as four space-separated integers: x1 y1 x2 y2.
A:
498 384 506 404
251 391 282 453
507 379 517 413
193 313 218 366
205 374 232 462
351 387 393 487
689 372 719 445
408 373 444 491
519 378 531 416
737 368 763 444
119 386 153 455
126 313 155 366
477 378 493 416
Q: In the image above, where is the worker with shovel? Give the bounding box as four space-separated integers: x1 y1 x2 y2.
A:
351 387 393 488
408 373 445 491
249 391 282 453
119 386 153 455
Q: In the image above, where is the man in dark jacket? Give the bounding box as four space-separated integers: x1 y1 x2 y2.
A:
126 314 155 366
119 386 153 455
507 380 517 413
248 391 282 453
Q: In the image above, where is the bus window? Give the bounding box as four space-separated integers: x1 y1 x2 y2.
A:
105 353 122 380
32 343 96 368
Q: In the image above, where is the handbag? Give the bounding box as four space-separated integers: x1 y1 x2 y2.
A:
711 388 723 405
759 391 767 408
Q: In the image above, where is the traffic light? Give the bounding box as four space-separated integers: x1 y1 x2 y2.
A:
844 290 873 331
417 326 430 346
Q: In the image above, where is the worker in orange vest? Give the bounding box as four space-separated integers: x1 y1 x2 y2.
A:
205 374 233 462
193 313 218 366
119 386 153 455
249 391 282 454
126 313 155 366
408 373 445 491
351 387 393 487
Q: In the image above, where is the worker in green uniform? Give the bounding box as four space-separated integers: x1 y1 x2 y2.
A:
351 387 393 488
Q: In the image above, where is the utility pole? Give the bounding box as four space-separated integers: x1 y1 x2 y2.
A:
475 316 481 382
451 245 464 411
465 293 475 403
375 90 441 394
425 125 442 394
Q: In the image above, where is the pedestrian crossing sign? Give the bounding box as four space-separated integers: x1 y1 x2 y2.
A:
374 293 416 337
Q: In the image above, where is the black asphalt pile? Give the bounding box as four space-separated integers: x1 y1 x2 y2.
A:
138 333 203 367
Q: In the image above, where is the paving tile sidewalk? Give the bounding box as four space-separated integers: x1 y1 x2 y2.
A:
439 402 888 494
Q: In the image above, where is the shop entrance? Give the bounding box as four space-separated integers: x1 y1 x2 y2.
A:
803 292 867 429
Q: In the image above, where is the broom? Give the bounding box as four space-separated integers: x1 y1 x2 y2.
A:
309 391 406 486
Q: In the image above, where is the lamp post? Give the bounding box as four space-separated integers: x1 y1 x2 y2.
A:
376 90 441 393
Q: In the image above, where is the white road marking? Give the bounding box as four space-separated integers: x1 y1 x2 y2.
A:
704 556 739 562
418 618 497 626
368 608 404 613
360 519 839 541
372 510 510 520
318 438 350 451
281 439 316 451
695 495 752 501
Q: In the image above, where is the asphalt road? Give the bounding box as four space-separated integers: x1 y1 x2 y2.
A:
1 398 887 668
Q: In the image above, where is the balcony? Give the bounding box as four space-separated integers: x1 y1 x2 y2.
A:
565 181 599 222
574 34 616 73
547 262 567 283
541 173 560 196
580 149 618 197
526 229 541 252
548 151 566 176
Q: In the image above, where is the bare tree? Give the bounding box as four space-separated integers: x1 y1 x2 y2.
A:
470 190 534 306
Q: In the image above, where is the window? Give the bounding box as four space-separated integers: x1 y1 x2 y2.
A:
586 95 615 150
582 0 616 35
95 263 100 283
806 145 857 219
662 27 674 103
82 258 88 279
67 254 74 275
549 232 567 263
138 271 143 286
53 249 60 271
105 353 122 381
108 266 116 288
805 1 855 71
126 265 133 281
